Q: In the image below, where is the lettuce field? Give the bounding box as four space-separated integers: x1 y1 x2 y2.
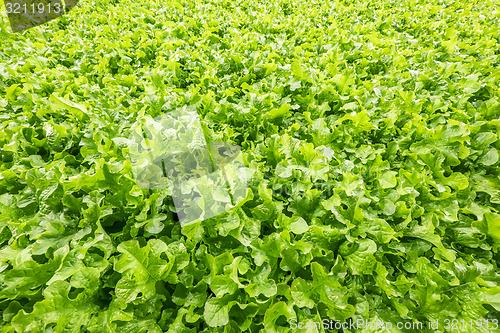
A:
1 0 500 331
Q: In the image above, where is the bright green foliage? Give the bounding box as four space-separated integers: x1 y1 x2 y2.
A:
1 0 500 331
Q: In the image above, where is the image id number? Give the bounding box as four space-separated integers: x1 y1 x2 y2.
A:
444 319 499 330
5 2 63 14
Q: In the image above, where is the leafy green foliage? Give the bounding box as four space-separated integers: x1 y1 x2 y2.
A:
1 0 500 331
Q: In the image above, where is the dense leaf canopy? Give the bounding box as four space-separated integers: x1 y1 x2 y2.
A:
1 0 500 331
